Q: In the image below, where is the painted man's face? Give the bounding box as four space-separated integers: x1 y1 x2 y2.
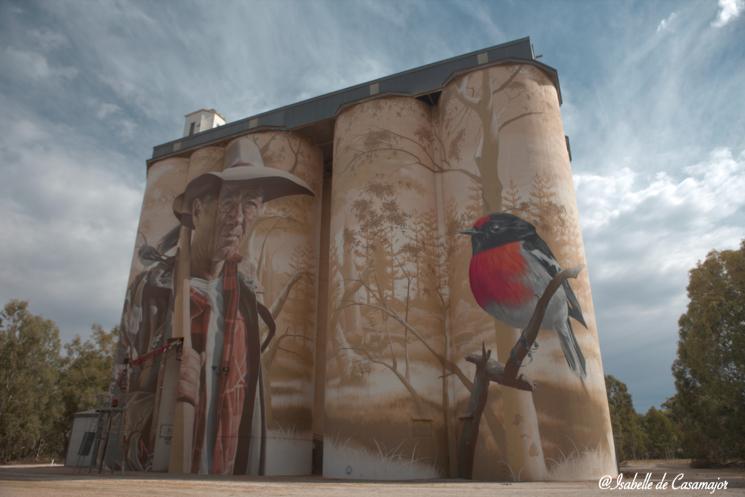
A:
191 185 263 268
213 185 263 262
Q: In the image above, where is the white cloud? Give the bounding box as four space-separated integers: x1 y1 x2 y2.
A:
0 0 455 341
575 148 745 409
576 147 745 283
0 0 741 410
576 147 745 237
656 11 678 32
0 100 142 340
712 0 743 27
1 46 77 81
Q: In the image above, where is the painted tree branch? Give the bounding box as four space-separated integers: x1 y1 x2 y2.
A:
457 343 492 479
457 266 582 478
258 133 279 156
344 142 481 185
503 265 583 384
496 111 543 135
342 345 426 415
269 271 310 319
468 265 583 392
256 219 284 276
491 66 523 96
337 284 508 461
286 134 302 173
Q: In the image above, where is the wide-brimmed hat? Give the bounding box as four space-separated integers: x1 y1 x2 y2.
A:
172 136 314 227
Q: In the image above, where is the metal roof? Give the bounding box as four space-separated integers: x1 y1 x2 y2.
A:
148 36 560 167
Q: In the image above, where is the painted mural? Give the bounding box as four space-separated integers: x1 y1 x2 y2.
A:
324 63 617 481
111 61 616 482
112 133 323 475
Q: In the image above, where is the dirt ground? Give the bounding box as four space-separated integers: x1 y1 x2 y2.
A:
0 460 743 497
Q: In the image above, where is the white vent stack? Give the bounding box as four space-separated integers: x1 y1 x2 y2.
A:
183 109 226 137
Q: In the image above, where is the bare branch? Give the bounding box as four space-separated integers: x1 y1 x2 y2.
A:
269 271 310 319
246 213 301 248
504 266 583 382
256 218 283 276
286 134 302 173
491 66 523 95
338 299 473 391
276 333 313 344
277 346 305 359
496 111 543 135
368 126 438 168
462 265 583 393
341 345 425 415
259 133 279 156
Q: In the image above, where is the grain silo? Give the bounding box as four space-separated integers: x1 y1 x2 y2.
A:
109 37 617 481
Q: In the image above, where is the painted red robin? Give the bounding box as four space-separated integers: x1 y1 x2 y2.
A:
461 212 587 378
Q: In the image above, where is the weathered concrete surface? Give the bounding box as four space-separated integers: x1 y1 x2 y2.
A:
0 461 743 497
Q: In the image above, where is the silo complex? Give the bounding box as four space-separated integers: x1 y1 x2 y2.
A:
112 37 616 481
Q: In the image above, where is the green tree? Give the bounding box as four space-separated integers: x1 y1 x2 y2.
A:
641 407 680 459
55 324 119 454
0 300 62 462
605 374 647 462
670 240 745 464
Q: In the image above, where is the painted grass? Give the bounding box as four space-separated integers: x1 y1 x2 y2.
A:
323 436 441 480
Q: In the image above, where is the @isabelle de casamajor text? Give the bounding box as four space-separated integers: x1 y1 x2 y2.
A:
599 473 729 494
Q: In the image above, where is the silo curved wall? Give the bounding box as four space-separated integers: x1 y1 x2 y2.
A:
438 63 617 480
114 132 323 476
324 96 450 479
323 63 616 481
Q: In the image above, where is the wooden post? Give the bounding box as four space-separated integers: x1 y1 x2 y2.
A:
168 225 195 473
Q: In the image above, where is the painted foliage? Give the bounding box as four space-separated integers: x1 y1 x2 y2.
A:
324 64 616 480
113 133 323 476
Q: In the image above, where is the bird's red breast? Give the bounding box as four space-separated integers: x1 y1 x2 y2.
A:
469 241 532 309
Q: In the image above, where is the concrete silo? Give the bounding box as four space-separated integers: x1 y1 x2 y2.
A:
112 37 616 481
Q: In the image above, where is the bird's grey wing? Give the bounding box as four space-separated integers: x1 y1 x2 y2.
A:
524 235 587 328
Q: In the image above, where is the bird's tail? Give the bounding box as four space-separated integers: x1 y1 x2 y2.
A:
557 320 587 378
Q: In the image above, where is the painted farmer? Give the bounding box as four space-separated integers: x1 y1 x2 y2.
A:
119 137 313 475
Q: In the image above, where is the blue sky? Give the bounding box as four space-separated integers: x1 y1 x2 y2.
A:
0 0 743 412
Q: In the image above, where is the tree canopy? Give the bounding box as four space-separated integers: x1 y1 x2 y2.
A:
605 374 647 462
0 300 62 462
669 240 745 464
0 300 117 462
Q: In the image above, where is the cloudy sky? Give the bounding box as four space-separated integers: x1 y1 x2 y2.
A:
1 0 743 411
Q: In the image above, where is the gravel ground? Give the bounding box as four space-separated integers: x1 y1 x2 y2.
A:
0 461 743 497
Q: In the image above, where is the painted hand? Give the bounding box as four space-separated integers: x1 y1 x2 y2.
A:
176 347 203 406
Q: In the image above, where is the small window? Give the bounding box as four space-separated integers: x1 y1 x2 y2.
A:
189 122 196 136
78 431 96 456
